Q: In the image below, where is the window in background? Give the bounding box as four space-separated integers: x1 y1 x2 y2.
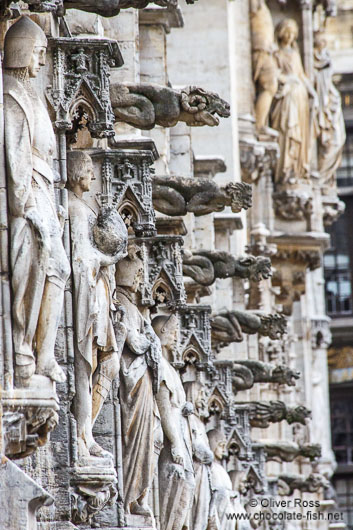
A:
324 202 353 316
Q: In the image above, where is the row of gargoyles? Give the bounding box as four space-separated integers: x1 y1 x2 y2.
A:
183 250 272 286
231 360 299 393
3 0 196 18
211 310 287 349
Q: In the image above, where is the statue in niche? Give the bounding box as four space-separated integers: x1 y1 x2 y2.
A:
152 176 252 216
314 30 346 190
67 150 128 459
152 315 195 530
110 84 230 129
250 0 279 137
182 250 272 286
115 245 162 516
271 18 318 186
3 16 71 385
184 381 214 530
207 430 251 530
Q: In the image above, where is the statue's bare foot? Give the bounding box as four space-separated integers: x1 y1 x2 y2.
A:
36 360 66 383
89 441 113 460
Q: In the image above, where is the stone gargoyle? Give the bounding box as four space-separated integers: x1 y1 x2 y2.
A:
240 401 311 429
277 473 329 496
2 0 196 18
152 175 252 216
231 360 300 393
110 84 230 129
211 310 287 348
182 250 272 286
263 441 322 463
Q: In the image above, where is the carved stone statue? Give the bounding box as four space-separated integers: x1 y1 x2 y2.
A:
3 17 71 384
242 401 311 428
153 315 195 530
110 84 230 130
211 310 287 348
277 473 329 496
184 381 214 530
115 245 162 516
250 0 279 136
231 360 300 392
314 30 346 190
67 150 128 458
271 18 318 185
263 441 321 462
152 176 252 216
182 251 272 286
207 430 251 530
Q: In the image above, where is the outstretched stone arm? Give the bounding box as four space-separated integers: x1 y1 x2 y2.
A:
210 310 286 348
239 401 311 428
277 473 329 496
231 360 299 392
110 84 230 130
263 441 321 462
152 175 252 216
182 250 272 286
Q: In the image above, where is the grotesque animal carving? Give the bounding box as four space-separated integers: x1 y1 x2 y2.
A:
241 401 311 428
211 310 286 349
152 175 252 217
110 84 230 130
183 250 272 286
231 360 300 392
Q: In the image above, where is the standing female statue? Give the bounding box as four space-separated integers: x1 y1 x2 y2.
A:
3 17 70 384
152 315 196 530
115 246 162 516
314 30 346 189
184 381 214 530
271 18 318 186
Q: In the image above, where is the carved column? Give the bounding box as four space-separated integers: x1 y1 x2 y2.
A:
139 6 183 175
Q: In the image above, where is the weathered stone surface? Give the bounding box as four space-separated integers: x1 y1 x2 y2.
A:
152 175 252 216
110 83 230 129
0 457 53 529
182 250 272 286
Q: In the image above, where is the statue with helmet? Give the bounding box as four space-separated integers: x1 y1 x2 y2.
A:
3 16 71 386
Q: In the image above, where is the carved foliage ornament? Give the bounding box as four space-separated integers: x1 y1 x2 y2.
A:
47 38 123 139
91 145 157 237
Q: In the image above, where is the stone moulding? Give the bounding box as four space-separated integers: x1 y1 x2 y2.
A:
2 379 59 459
71 459 117 524
47 37 123 139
